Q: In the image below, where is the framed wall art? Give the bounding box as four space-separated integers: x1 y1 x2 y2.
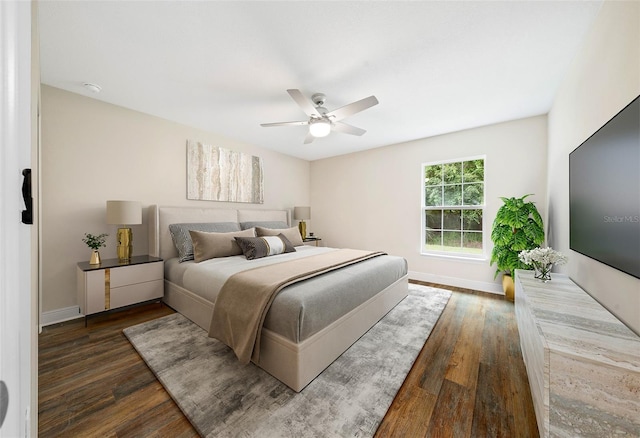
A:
187 140 264 204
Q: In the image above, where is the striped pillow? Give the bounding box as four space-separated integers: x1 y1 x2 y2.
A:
255 226 304 247
234 234 296 260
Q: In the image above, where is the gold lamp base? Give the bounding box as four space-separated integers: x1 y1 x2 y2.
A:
116 227 133 263
298 220 307 239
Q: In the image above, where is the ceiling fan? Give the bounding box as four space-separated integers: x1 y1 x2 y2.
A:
261 89 379 144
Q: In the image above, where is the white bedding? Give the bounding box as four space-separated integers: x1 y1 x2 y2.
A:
165 244 408 343
165 245 333 303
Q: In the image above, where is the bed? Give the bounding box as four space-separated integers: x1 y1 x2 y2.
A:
148 205 409 392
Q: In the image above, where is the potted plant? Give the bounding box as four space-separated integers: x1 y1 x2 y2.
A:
490 194 544 300
82 233 108 265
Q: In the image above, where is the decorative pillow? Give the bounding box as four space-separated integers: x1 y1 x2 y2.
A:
256 226 304 247
240 221 289 231
189 228 256 263
234 234 296 260
169 222 241 262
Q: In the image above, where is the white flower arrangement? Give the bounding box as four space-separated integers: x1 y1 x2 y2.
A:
518 247 568 266
519 247 568 281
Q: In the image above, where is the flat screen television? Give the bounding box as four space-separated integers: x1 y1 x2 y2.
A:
569 95 640 279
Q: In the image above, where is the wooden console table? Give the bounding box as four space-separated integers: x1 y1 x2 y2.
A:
514 270 640 437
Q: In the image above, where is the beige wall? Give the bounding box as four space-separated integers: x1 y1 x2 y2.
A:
40 85 309 314
40 0 638 335
310 115 548 293
548 0 640 334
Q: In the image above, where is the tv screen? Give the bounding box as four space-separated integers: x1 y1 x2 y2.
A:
569 95 640 279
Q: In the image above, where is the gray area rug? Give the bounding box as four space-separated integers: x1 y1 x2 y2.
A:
123 284 451 438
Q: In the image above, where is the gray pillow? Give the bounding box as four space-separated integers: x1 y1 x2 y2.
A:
169 222 241 262
256 226 304 247
234 234 296 260
240 221 289 230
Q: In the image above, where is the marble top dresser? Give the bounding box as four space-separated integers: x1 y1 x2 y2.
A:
514 270 639 437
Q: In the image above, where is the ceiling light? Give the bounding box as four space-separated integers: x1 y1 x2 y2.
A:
309 119 331 138
83 82 102 93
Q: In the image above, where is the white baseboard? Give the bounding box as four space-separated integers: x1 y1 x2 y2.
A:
39 275 501 327
408 271 503 295
40 305 83 328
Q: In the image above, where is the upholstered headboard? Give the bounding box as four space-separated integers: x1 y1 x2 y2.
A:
148 205 290 261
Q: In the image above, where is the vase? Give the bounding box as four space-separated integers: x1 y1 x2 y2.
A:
89 250 101 265
502 273 515 302
533 262 552 282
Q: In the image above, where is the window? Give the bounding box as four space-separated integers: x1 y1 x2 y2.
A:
422 157 485 257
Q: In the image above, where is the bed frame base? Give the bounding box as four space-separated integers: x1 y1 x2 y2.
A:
163 274 409 392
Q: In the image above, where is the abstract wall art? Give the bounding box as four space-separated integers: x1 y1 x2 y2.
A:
187 140 264 203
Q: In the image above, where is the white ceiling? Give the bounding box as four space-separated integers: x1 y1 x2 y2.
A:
38 1 603 161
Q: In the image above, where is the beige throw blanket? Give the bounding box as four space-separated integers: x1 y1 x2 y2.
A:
208 249 386 364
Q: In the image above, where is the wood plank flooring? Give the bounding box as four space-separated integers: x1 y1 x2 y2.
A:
38 283 538 437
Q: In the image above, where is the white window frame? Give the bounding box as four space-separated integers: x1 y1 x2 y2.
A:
420 155 486 260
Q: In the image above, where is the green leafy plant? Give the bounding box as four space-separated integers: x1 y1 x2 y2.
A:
82 233 108 250
490 194 544 278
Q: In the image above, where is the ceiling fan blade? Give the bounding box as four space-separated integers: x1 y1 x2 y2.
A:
332 121 366 136
303 132 315 144
326 95 379 122
260 121 308 127
287 89 321 117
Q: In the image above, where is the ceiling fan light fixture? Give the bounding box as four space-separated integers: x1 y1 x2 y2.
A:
261 89 378 144
309 119 331 138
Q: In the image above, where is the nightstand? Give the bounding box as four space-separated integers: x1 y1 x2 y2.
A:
303 237 322 246
77 255 163 323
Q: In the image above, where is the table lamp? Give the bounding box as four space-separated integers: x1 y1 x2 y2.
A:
294 206 311 239
106 200 142 263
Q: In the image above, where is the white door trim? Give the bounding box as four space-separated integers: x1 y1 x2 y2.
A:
0 1 35 436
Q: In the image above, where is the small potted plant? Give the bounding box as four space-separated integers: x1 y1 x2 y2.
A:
82 233 108 265
490 194 544 300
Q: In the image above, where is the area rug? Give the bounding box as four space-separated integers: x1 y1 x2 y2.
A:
123 284 451 438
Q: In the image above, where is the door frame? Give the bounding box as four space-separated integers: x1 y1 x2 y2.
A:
0 1 38 436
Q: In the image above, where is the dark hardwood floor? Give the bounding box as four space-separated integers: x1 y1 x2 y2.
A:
375 282 538 438
38 283 538 437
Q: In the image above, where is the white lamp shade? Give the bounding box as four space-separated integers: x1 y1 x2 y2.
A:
293 206 311 221
309 119 331 137
106 200 142 225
